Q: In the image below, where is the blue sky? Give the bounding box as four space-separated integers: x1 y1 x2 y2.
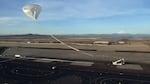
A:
0 0 150 35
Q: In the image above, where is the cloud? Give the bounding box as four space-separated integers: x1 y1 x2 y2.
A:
24 0 150 21
2 0 150 21
0 17 29 25
116 31 128 34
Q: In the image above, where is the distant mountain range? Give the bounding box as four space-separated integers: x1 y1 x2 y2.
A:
0 34 50 38
0 34 150 39
55 34 150 39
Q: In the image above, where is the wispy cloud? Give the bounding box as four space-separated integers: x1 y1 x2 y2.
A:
24 0 150 21
1 0 150 34
0 17 28 25
1 0 150 21
116 31 128 34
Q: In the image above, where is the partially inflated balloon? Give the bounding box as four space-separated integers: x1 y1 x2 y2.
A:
22 4 42 20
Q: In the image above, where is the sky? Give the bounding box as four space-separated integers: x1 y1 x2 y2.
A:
0 0 150 35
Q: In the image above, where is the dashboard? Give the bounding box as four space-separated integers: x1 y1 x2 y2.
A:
0 57 150 84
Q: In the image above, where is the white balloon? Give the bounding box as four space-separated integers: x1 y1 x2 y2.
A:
22 4 42 20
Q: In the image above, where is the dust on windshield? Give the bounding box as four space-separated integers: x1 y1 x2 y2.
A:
0 0 150 64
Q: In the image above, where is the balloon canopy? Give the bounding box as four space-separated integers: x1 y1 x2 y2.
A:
22 4 42 20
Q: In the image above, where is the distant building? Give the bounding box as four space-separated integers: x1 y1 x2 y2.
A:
109 40 126 45
27 41 31 43
117 41 126 44
93 41 110 45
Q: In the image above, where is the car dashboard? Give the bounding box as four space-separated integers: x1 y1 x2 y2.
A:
0 56 150 84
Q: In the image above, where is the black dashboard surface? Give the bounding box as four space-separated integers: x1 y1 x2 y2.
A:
0 57 150 84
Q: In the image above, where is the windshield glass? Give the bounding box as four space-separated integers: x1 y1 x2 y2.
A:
1 0 150 84
0 0 150 63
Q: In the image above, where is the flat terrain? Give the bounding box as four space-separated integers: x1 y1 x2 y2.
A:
0 36 150 84
0 37 150 64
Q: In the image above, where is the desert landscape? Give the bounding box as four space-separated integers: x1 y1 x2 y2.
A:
0 34 150 84
0 34 150 64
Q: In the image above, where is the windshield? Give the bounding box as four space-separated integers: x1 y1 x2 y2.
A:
0 0 150 84
0 0 150 63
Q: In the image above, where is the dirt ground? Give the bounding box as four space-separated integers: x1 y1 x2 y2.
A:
0 37 150 64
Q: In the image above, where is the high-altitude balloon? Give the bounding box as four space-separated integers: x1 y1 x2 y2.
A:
22 4 42 20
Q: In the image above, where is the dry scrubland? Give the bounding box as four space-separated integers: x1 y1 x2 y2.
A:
0 37 150 64
0 37 150 51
